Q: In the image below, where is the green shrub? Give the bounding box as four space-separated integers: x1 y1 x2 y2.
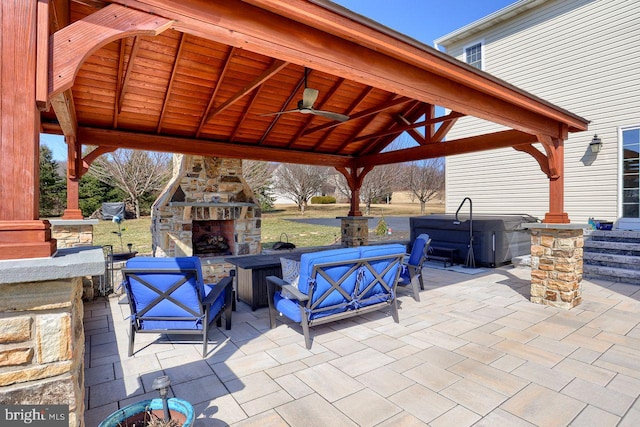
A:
310 196 336 204
375 217 388 236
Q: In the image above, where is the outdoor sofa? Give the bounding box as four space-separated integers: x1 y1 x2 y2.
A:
266 244 405 348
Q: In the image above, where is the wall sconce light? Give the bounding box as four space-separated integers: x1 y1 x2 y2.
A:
589 134 603 153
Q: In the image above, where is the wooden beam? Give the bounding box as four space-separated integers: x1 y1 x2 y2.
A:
49 3 173 97
113 39 126 127
107 0 583 138
196 46 236 137
513 144 553 178
49 89 78 137
304 96 411 137
354 111 465 143
157 33 186 133
36 0 49 110
118 36 142 114
356 130 539 168
431 114 460 143
242 0 588 132
203 59 288 124
360 101 423 156
397 114 425 145
77 127 353 167
230 85 263 141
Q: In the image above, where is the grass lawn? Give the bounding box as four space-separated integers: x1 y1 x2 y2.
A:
92 202 444 255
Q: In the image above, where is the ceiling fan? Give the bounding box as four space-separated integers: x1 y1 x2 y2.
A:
262 68 350 122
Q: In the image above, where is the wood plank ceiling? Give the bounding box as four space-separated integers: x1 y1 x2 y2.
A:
41 0 589 171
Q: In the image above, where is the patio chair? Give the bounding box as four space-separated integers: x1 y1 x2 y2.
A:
398 233 431 302
122 257 233 357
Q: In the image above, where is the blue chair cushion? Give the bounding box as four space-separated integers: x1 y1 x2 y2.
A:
125 257 223 331
407 234 429 266
272 291 303 323
357 244 405 305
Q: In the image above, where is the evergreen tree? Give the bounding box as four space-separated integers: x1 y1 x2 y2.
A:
39 145 66 217
79 174 125 217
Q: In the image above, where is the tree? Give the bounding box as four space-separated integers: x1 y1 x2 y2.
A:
243 159 275 211
273 164 329 214
79 174 124 217
87 149 171 218
404 158 445 214
39 145 66 217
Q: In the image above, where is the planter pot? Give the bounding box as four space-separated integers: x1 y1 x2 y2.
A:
98 397 194 427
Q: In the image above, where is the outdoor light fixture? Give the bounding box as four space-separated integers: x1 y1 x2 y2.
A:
589 134 603 153
152 375 172 422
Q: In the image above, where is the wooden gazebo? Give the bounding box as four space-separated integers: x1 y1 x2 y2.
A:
0 0 588 260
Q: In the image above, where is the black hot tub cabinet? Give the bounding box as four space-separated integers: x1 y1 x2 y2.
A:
410 214 537 268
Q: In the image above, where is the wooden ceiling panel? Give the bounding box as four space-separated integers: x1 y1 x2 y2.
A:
43 0 587 170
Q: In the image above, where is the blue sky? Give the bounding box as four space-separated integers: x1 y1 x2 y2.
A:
41 0 515 161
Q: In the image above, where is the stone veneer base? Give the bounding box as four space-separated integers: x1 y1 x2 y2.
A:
523 223 585 309
0 247 105 427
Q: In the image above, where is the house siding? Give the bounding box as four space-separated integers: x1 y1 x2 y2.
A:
439 0 639 224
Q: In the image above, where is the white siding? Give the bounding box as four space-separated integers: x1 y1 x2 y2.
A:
440 0 640 223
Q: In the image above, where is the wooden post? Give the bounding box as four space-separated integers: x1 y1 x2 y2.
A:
0 1 57 259
62 135 84 219
542 138 570 223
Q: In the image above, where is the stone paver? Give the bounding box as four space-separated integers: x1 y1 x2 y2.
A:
83 266 640 426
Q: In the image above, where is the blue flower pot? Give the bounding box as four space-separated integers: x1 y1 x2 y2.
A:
98 397 194 427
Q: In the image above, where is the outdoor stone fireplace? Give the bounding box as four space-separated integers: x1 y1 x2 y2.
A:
151 155 261 282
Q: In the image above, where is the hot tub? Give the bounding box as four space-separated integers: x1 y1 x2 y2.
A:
410 214 538 267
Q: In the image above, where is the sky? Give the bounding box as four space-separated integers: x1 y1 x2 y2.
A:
41 0 516 161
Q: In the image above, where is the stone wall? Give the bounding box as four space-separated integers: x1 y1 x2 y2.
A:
528 225 584 309
0 277 85 426
339 217 370 247
0 247 105 427
50 220 98 249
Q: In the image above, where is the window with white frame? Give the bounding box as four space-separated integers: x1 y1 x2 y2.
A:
465 42 483 69
622 127 640 218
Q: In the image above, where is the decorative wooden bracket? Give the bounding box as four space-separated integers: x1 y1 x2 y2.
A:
512 135 560 179
49 4 173 98
335 165 373 217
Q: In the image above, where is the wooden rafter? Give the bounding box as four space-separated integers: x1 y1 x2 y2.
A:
258 69 308 145
313 86 374 151
431 113 461 142
397 114 425 145
304 95 411 137
354 111 465 144
356 130 538 168
118 36 142 114
113 39 126 128
360 101 423 156
50 89 78 137
196 46 236 137
157 33 187 133
424 104 435 142
230 85 264 141
203 59 288 124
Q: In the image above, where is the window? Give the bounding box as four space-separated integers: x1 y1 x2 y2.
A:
622 127 640 218
465 42 483 69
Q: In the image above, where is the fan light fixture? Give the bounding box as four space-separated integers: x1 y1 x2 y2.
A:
589 134 603 153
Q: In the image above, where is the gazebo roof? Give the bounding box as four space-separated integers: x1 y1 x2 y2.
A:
42 0 588 170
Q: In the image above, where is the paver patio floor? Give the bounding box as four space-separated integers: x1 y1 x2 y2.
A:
83 265 640 426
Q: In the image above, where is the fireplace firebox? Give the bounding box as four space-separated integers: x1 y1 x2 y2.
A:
192 220 234 256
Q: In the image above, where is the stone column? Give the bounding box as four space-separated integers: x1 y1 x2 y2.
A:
338 217 371 247
0 248 105 427
524 224 584 309
50 220 99 249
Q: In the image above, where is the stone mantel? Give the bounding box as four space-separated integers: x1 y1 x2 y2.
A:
0 246 105 285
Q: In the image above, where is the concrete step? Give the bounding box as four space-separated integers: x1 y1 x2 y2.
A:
583 252 640 271
583 240 640 256
584 229 640 243
584 264 640 285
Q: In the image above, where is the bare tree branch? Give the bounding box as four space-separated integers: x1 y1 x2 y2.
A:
404 158 445 214
273 164 329 214
87 149 171 217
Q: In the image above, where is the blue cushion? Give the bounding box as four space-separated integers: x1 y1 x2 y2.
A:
125 257 223 331
357 245 405 305
272 292 302 323
407 234 429 266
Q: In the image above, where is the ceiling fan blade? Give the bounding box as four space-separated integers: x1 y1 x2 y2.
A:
259 108 300 117
302 88 319 109
311 109 350 122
